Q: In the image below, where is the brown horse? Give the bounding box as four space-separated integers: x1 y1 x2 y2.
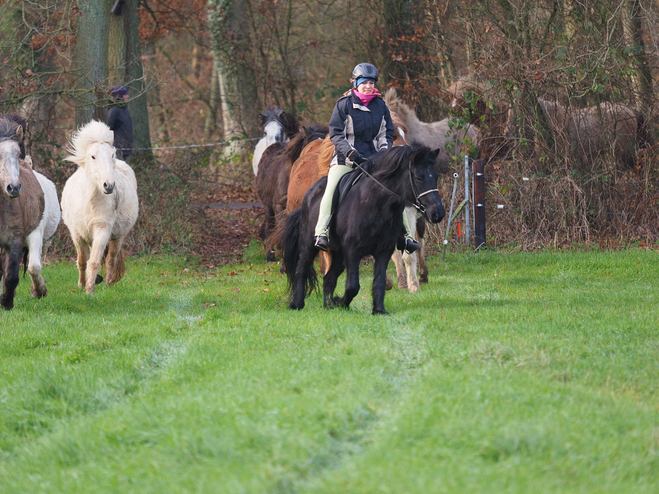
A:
256 124 328 261
0 116 45 310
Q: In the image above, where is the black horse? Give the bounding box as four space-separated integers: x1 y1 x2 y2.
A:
281 144 445 314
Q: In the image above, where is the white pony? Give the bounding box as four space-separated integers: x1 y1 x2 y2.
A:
252 108 299 176
23 156 61 297
61 120 139 294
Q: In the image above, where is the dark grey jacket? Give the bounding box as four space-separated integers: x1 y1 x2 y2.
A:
108 103 134 158
328 91 394 166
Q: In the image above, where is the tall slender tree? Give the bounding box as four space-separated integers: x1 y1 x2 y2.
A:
208 0 258 160
75 0 111 126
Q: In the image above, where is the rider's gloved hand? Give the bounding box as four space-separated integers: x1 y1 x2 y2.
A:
347 150 366 165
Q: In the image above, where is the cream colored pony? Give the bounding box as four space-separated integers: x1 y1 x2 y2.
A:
61 120 139 294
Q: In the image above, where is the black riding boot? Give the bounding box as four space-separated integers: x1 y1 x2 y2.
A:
404 237 420 255
314 236 329 251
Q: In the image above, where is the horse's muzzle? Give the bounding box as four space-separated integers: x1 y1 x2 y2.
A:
6 182 21 198
103 182 115 194
427 204 446 224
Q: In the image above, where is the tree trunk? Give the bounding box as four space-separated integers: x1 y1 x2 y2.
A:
624 0 654 113
208 0 258 162
204 61 220 138
124 0 153 162
75 0 111 126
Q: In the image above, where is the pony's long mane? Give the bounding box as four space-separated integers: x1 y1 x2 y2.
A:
317 136 334 171
65 120 114 166
383 88 417 128
285 124 328 168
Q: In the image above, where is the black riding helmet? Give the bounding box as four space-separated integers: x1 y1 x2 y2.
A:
351 63 378 82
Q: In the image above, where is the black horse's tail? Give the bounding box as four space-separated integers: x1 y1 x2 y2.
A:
281 207 317 297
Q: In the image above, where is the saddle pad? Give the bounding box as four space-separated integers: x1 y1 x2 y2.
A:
331 170 364 214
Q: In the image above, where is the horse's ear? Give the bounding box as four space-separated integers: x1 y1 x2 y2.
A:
428 148 440 163
258 113 266 128
15 125 23 141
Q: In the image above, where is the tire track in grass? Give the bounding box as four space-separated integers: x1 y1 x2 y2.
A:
1 292 198 458
279 315 429 492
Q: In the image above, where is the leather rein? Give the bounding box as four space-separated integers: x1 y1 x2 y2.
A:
352 159 439 215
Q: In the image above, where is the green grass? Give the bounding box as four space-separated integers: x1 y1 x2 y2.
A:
0 247 657 493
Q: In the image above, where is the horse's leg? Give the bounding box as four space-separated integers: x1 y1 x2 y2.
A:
73 237 89 288
1 242 22 310
337 252 360 309
26 229 47 298
418 236 428 284
403 250 419 294
391 249 407 289
105 236 125 285
289 243 316 310
265 207 276 262
385 272 393 290
372 253 391 315
323 251 344 308
404 208 420 293
416 218 428 284
86 230 111 294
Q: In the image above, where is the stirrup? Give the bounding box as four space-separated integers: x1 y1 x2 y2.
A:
404 237 420 255
314 235 329 252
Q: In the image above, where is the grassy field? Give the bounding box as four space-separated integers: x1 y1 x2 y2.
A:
0 245 657 493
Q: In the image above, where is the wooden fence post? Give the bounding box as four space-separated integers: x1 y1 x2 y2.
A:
473 158 486 249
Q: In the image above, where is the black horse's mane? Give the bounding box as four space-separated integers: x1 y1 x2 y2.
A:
369 143 429 179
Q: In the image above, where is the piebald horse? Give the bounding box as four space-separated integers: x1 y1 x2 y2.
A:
252 108 300 176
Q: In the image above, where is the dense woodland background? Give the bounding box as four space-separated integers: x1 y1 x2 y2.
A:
1 0 658 260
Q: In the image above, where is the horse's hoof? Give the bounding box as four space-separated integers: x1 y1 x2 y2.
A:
373 308 388 315
95 274 103 285
420 275 429 284
289 301 304 310
266 251 276 263
408 284 419 294
1 298 13 311
30 286 46 299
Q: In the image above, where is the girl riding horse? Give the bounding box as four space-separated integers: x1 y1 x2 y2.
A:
313 63 420 255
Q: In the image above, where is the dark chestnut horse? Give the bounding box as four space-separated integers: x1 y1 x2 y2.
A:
256 123 328 261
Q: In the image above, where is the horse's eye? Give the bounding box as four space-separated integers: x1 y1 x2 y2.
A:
91 155 96 159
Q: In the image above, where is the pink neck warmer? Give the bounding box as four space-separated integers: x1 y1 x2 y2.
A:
353 88 381 106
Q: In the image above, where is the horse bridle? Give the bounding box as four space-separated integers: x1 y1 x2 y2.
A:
353 159 439 215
